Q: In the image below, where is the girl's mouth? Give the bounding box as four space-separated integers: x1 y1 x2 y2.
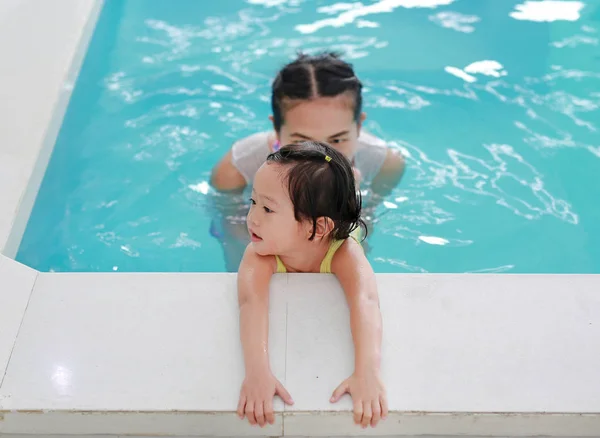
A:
250 231 262 242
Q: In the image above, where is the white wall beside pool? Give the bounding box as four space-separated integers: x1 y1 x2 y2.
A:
0 0 102 258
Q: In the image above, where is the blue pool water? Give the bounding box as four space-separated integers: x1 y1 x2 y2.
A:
17 0 600 273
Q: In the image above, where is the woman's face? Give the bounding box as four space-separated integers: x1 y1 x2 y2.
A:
273 96 365 161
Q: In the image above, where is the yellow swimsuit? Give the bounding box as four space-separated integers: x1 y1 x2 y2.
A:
274 228 362 274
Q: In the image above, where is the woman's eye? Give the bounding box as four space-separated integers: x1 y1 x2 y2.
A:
330 138 346 144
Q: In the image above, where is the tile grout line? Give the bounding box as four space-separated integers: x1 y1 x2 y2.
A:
0 271 39 389
282 273 289 437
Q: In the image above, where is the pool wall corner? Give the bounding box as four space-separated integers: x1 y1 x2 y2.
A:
0 0 104 258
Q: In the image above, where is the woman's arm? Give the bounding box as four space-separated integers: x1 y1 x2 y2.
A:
330 239 387 428
358 149 405 246
237 245 293 427
211 132 277 192
210 149 248 191
365 148 405 209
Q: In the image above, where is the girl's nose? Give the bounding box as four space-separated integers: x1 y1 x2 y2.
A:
247 209 258 226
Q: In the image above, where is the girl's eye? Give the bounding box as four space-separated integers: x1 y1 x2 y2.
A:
263 206 273 213
249 198 256 205
330 138 346 144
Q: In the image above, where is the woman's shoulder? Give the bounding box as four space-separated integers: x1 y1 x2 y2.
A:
232 131 272 153
354 130 389 182
230 131 275 184
357 130 388 150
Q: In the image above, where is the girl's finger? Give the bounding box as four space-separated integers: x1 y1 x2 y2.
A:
330 380 350 403
276 381 294 405
264 398 275 425
353 399 363 425
361 401 372 429
255 401 265 427
245 401 257 426
237 394 247 419
371 399 382 427
381 393 389 419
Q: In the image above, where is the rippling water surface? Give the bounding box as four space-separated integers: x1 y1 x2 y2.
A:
17 0 600 273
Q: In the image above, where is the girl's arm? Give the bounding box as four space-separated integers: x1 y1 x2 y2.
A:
330 238 387 428
237 245 293 427
238 245 273 376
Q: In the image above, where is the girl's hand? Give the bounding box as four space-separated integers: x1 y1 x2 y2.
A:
237 370 294 427
330 371 388 428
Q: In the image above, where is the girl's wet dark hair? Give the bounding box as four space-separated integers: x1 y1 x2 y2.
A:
266 141 366 242
271 52 363 132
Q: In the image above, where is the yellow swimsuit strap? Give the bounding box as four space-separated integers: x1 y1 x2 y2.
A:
319 239 346 273
274 227 363 274
275 254 287 273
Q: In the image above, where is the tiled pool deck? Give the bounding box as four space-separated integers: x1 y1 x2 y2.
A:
1 1 599 437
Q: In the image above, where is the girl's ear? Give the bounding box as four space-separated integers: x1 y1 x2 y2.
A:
312 217 335 240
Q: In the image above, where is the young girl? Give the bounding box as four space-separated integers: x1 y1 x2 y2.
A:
210 52 404 272
236 141 387 429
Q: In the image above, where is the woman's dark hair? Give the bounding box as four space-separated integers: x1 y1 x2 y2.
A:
266 141 366 242
271 52 363 132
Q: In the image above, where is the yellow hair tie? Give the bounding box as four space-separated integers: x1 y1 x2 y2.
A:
324 155 332 162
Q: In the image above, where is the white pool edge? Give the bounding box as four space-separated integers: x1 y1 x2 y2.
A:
0 269 599 437
0 1 599 437
0 0 104 258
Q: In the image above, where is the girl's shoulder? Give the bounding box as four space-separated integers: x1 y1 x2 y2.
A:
240 243 279 275
329 235 368 274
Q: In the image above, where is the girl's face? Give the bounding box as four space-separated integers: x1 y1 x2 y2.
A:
273 96 365 161
247 162 310 256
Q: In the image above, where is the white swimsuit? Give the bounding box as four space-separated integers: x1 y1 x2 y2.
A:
230 131 388 185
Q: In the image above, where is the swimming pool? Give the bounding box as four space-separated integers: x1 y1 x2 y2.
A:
16 0 600 273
